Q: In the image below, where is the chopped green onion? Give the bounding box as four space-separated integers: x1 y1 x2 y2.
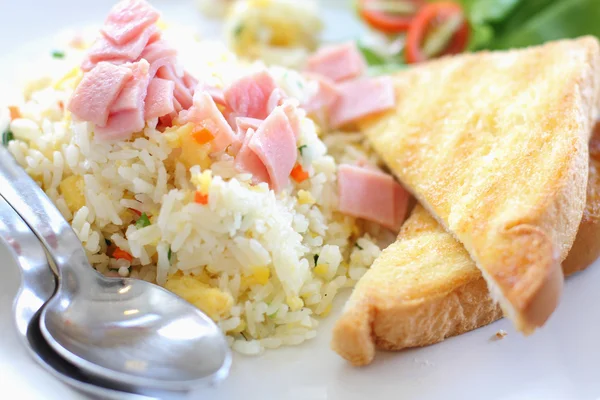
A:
135 212 151 229
313 254 319 265
234 24 244 38
298 145 308 155
168 247 173 262
2 130 14 147
52 50 65 59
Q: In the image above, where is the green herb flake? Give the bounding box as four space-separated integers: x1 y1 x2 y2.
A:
52 50 65 59
2 130 14 147
135 212 151 229
313 254 319 265
234 24 244 38
168 247 173 262
355 243 363 250
298 145 308 155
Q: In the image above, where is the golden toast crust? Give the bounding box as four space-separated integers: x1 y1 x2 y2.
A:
332 122 600 367
359 37 600 332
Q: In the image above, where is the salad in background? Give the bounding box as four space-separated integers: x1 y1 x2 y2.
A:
198 0 600 74
357 0 600 72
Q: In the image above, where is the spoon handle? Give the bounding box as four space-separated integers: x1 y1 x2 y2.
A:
0 195 55 337
0 146 90 283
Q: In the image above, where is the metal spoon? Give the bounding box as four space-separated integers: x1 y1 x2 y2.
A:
0 147 231 392
0 194 162 399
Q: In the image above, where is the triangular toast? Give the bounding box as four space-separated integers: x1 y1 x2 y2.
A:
332 124 600 366
359 37 600 332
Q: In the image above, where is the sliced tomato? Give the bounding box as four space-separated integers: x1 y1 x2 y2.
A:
405 2 469 64
359 0 424 34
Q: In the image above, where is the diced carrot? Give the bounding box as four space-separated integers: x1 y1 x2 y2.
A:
192 126 214 145
290 164 309 183
8 106 21 120
58 100 64 111
194 191 209 205
113 248 133 262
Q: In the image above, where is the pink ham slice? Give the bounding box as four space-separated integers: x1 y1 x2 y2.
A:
194 84 227 107
68 62 132 127
187 92 237 153
224 71 277 120
235 128 270 185
182 72 198 92
235 117 262 132
302 74 340 114
111 59 150 114
140 39 178 78
248 107 297 192
145 78 175 120
337 164 409 231
281 101 301 139
305 42 366 83
101 0 160 45
95 109 145 141
157 65 194 110
84 25 159 71
329 76 395 129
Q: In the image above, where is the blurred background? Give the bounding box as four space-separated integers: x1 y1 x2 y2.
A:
194 0 600 73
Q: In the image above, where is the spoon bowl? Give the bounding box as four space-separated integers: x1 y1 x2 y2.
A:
41 272 230 390
0 145 231 392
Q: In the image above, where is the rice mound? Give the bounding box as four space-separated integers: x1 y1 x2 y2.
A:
1 28 389 355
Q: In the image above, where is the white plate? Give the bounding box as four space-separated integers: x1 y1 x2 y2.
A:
1 1 600 399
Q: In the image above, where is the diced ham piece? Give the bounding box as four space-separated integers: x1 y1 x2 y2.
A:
95 109 145 140
84 25 159 71
145 78 175 120
248 107 297 192
140 40 178 78
101 0 160 45
224 71 278 120
194 84 226 107
337 164 409 231
266 88 287 115
281 101 301 139
305 42 367 83
235 128 270 184
235 117 262 132
302 74 340 114
68 62 132 127
111 59 150 113
157 66 194 110
187 92 237 153
329 76 396 129
182 72 198 92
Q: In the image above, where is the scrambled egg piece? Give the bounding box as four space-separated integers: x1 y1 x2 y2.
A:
164 123 212 170
165 274 233 321
53 66 83 91
59 175 86 213
240 266 271 290
297 190 316 205
191 170 212 194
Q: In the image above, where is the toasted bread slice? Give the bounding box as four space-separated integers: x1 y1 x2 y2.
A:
332 124 600 366
359 37 600 332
